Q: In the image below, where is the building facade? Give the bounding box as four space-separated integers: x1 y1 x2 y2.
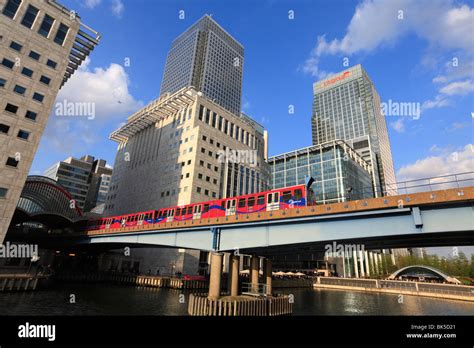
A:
0 0 99 242
268 140 374 204
160 14 243 116
44 155 112 212
311 65 396 196
104 87 268 216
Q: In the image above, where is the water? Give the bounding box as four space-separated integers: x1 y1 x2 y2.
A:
1 284 473 315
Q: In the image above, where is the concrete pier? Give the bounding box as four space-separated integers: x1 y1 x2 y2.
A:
264 258 272 295
229 255 240 297
250 255 259 292
208 252 223 299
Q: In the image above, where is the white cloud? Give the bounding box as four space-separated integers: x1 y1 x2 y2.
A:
439 80 474 96
83 0 101 9
421 94 451 111
390 118 405 133
111 0 124 18
397 144 474 181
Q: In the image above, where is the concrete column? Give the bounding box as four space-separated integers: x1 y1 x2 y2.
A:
358 249 365 278
263 259 272 296
374 252 379 275
353 250 359 278
229 255 239 297
250 256 259 292
208 252 223 299
378 253 383 275
390 250 396 266
364 250 370 277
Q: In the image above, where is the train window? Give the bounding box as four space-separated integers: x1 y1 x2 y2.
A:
294 189 302 200
248 197 255 207
176 208 181 216
158 211 162 218
221 201 225 209
267 194 272 204
203 204 210 213
282 191 292 202
238 198 246 208
187 206 193 214
257 195 265 205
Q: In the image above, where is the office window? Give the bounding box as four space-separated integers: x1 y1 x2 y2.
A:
54 23 69 45
29 51 40 60
1 58 14 69
38 14 54 37
2 0 21 19
21 5 39 29
46 59 57 69
17 130 29 140
21 67 33 77
197 187 201 193
5 103 18 114
0 123 10 134
13 84 26 95
25 110 37 121
6 157 19 167
0 78 6 88
9 41 22 52
39 75 51 85
32 92 44 102
0 187 7 198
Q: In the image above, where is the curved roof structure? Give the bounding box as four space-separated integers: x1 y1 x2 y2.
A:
388 265 461 284
15 176 83 223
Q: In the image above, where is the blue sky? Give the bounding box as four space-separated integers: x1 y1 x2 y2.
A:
31 0 473 182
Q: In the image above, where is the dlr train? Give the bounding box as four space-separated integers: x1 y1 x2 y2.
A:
86 184 315 231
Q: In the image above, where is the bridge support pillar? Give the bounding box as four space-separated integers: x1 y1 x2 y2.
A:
374 252 379 275
378 253 383 275
390 250 396 266
358 249 365 277
353 250 359 278
364 250 370 277
208 252 223 300
229 254 239 297
263 259 272 296
250 256 259 292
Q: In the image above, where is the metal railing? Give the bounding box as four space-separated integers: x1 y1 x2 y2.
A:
241 282 268 297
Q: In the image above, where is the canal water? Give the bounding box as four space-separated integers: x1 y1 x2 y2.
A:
1 284 474 315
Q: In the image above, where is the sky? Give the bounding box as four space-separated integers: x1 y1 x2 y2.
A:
31 0 473 182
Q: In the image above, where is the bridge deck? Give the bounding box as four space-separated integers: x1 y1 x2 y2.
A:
82 187 474 237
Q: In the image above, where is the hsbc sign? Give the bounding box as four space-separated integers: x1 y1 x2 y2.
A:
323 71 351 87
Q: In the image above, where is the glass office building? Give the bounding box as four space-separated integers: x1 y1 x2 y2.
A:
268 140 374 204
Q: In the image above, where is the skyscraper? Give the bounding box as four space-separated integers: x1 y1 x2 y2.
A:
311 64 396 196
0 0 99 242
160 15 243 116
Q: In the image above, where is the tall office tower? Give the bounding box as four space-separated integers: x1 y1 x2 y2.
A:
44 155 112 212
104 87 267 216
160 15 243 116
0 0 100 242
311 65 396 196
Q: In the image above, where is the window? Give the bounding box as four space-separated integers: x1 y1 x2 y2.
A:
40 75 51 85
6 157 19 167
202 135 207 141
282 191 292 203
21 5 39 29
257 195 265 205
204 189 209 196
248 197 256 207
9 41 22 52
38 14 54 37
5 103 18 114
197 187 201 193
0 78 6 88
198 173 203 179
238 198 246 208
199 160 204 166
294 189 302 200
29 50 40 60
25 110 37 121
17 130 29 140
54 23 69 45
0 123 10 134
32 92 44 102
1 58 14 69
0 187 7 198
187 206 192 214
201 147 205 153
2 0 21 19
46 59 57 69
14 85 26 95
21 67 33 77
203 204 210 213
206 176 210 182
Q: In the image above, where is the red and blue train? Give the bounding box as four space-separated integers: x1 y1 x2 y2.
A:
87 184 313 231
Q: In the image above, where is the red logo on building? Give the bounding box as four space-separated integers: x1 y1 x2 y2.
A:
323 71 351 87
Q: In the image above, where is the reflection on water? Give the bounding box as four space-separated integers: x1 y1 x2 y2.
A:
1 284 473 316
